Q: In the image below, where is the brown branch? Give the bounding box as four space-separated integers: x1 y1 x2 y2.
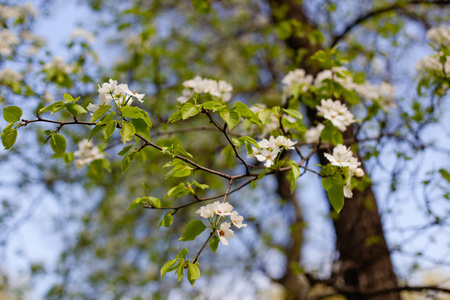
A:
331 0 450 47
202 108 251 174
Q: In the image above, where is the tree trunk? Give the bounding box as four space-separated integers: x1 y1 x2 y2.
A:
268 1 401 299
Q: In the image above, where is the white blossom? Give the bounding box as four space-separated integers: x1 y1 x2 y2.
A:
43 56 75 73
217 222 234 246
179 76 233 102
324 144 364 198
250 135 296 168
214 202 233 216
196 203 215 219
69 28 95 43
0 29 20 56
176 89 193 104
426 25 450 48
74 139 104 169
230 211 247 229
314 67 356 90
88 79 145 112
415 52 450 78
0 67 22 83
282 68 313 96
316 99 355 131
304 123 325 144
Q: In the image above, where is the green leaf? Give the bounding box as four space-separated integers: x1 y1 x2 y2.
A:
121 106 143 119
3 106 23 123
202 101 224 111
257 109 272 124
39 101 65 115
187 263 200 286
90 105 112 122
161 259 177 279
282 108 303 120
50 134 66 155
209 235 220 253
220 110 241 130
289 160 300 192
234 102 260 125
178 220 207 241
176 144 193 158
121 153 134 175
166 182 190 198
191 0 211 13
176 248 189 260
103 120 116 141
181 102 200 120
118 144 133 156
168 110 182 123
120 121 136 144
97 112 115 125
193 180 209 190
131 118 150 141
127 197 146 210
88 124 104 141
439 169 450 183
320 122 343 146
1 124 17 150
65 103 88 116
159 211 174 228
322 176 345 213
63 152 74 164
63 93 80 103
176 263 184 282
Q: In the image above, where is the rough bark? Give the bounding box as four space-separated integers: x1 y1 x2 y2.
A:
268 1 401 299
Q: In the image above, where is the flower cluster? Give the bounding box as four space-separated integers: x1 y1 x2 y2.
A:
43 56 76 74
74 139 105 169
69 28 95 43
0 29 20 56
426 25 450 48
0 3 37 21
304 123 325 144
249 135 296 168
316 99 355 132
415 52 450 78
177 76 233 103
314 67 396 112
196 201 247 245
324 144 364 198
282 68 313 98
0 67 23 84
87 79 145 112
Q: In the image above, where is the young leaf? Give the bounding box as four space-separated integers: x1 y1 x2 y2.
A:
322 176 345 213
220 110 240 130
103 120 116 141
209 235 220 253
3 106 23 123
131 118 150 141
178 220 207 241
127 197 146 210
161 259 178 279
176 144 193 158
187 262 201 286
181 102 200 120
63 93 80 103
88 124 104 141
120 121 136 144
50 134 66 155
65 103 88 116
118 144 133 156
121 153 134 174
234 101 260 125
121 106 143 119
90 105 112 122
1 124 17 150
159 212 174 228
193 180 209 190
282 108 303 120
176 248 189 260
